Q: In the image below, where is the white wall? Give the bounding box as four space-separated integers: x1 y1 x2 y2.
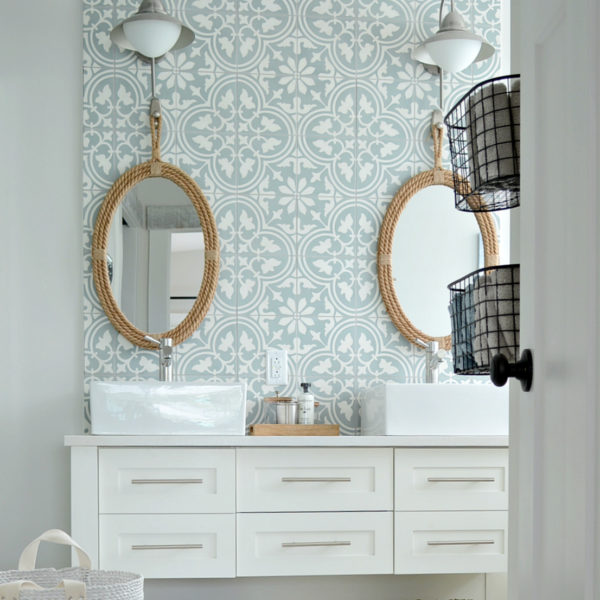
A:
0 1 83 568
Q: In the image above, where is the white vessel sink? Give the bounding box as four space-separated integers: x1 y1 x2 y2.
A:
360 383 508 436
90 381 247 435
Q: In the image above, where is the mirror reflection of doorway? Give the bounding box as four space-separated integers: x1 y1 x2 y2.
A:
107 178 203 332
168 231 205 330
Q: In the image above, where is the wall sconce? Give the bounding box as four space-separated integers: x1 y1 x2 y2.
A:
111 0 194 59
110 0 195 116
412 0 495 74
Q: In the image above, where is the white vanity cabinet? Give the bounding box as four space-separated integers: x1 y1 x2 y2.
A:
393 448 508 574
236 448 393 511
66 436 508 579
236 448 393 576
97 448 236 579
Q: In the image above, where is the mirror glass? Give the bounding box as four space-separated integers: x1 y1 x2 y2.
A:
391 185 509 337
107 178 204 332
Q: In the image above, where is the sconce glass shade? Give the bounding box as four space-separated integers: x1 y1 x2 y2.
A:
111 0 194 58
422 35 482 73
412 8 494 73
122 18 181 58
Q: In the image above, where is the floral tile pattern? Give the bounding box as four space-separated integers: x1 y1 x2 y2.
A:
82 0 503 432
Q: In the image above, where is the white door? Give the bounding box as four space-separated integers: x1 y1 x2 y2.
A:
511 0 600 598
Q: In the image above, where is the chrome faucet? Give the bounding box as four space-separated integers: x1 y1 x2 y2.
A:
416 339 447 384
144 335 173 381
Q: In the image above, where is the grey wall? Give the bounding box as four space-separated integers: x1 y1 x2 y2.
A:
144 574 486 600
0 1 83 569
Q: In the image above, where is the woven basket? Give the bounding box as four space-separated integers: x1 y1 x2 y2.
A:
0 530 143 600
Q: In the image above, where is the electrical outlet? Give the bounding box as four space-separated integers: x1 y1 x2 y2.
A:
266 349 288 386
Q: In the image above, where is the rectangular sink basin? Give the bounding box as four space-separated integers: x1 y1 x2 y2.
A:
90 381 247 435
361 383 508 436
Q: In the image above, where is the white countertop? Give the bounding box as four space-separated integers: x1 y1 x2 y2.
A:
64 434 508 447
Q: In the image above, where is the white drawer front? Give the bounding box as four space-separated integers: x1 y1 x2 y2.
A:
394 511 508 574
237 512 393 576
237 448 393 511
99 448 235 513
395 448 508 511
99 514 236 578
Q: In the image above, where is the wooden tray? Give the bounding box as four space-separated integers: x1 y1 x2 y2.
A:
249 424 340 436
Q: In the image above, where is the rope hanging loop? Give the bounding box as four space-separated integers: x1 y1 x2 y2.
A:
431 122 445 171
431 123 446 183
150 113 162 163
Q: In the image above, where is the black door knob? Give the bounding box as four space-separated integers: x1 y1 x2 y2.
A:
490 349 533 392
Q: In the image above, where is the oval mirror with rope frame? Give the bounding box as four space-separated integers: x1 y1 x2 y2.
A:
92 113 220 349
378 125 499 350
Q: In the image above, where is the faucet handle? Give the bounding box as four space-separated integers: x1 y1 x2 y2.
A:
144 335 173 349
436 348 448 360
415 339 441 353
144 336 174 382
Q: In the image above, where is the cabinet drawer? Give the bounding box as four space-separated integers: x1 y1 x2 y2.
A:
99 514 236 578
395 448 508 511
237 512 393 576
237 448 393 511
99 448 235 513
394 511 508 574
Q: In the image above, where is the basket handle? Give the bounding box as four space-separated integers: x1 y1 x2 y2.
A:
0 578 86 599
18 529 92 571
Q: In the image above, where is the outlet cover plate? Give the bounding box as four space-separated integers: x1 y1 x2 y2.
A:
266 349 288 386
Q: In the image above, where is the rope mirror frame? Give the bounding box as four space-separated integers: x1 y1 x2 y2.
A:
92 115 220 349
377 126 499 351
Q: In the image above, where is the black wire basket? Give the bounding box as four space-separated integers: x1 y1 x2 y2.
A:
444 75 520 212
448 264 520 375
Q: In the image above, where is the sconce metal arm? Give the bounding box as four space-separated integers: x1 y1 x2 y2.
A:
149 57 161 119
438 0 455 28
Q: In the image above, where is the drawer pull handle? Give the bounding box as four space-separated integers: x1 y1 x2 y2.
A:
281 541 352 548
427 477 496 483
131 544 204 550
130 479 204 485
281 477 352 483
427 540 495 546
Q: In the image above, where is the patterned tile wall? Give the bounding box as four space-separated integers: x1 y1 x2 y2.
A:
83 0 503 434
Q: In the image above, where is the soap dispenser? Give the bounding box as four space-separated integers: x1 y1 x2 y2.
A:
298 382 314 425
